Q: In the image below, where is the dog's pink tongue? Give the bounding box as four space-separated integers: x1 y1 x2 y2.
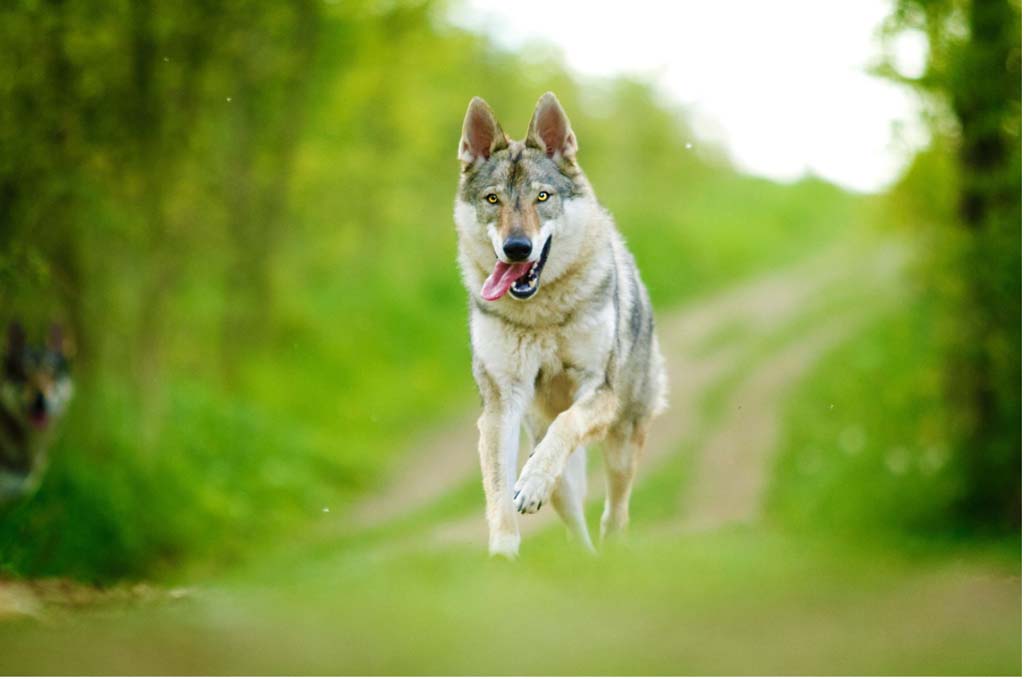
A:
481 260 532 301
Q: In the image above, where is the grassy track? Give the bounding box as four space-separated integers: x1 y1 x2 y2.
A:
0 240 1018 675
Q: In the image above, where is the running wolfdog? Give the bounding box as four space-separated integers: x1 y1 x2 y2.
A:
454 92 667 557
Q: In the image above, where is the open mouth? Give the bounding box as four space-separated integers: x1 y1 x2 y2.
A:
28 394 49 430
509 236 552 300
480 236 552 301
28 410 49 430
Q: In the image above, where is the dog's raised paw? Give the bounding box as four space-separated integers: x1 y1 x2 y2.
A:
513 468 555 514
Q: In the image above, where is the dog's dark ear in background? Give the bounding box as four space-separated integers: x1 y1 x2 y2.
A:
5 322 26 376
4 321 76 370
6 322 25 355
526 92 578 163
459 97 508 169
47 322 75 359
48 323 63 352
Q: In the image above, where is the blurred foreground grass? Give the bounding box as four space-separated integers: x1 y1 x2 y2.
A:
0 529 1017 675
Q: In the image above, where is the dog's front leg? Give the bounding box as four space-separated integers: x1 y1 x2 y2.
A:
514 384 618 514
477 381 530 558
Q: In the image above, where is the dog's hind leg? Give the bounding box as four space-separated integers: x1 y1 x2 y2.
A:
600 419 646 541
551 446 595 553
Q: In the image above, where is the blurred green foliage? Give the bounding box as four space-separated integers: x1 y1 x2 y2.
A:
879 0 1021 528
769 299 965 534
0 0 862 581
770 0 1021 539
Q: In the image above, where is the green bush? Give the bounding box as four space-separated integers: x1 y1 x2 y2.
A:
767 298 965 535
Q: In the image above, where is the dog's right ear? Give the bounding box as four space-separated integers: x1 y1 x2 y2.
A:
5 322 25 377
526 92 577 162
459 97 507 169
48 322 76 358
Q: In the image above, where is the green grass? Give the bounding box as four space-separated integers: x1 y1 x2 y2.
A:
0 530 1017 675
0 378 356 581
766 295 968 536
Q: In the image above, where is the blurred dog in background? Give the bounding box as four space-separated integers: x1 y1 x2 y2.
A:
0 322 74 503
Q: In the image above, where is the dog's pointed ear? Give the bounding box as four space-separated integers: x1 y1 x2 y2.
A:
526 92 577 161
6 322 25 357
47 322 76 358
48 323 62 350
459 97 507 168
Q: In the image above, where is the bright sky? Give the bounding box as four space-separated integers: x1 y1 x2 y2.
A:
449 0 929 193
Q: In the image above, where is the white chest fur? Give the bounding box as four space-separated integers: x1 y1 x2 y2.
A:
470 296 614 395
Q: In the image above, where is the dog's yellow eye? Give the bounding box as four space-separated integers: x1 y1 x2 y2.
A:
537 191 549 202
485 194 499 204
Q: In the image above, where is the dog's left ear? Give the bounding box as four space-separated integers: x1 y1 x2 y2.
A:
48 324 62 349
526 92 578 162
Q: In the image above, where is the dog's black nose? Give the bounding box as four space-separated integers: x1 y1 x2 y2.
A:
31 392 45 415
502 236 532 262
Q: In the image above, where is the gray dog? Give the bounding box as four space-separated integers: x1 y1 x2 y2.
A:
454 92 668 557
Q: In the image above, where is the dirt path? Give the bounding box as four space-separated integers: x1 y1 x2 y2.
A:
348 244 903 547
0 578 193 622
349 251 836 530
677 313 867 531
432 312 873 547
0 248 875 620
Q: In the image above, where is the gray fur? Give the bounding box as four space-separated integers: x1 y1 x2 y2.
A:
460 143 582 225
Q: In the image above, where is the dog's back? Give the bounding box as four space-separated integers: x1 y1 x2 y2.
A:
605 228 668 423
